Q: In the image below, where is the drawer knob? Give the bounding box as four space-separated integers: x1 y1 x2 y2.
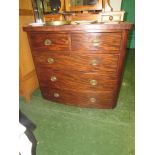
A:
50 76 57 82
109 15 113 21
47 58 54 64
90 97 96 103
44 39 52 45
90 79 98 86
53 93 60 98
90 59 98 66
92 37 100 47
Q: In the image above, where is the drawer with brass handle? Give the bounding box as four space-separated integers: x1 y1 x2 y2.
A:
37 69 117 91
40 87 115 108
29 33 70 51
71 32 122 53
32 52 119 74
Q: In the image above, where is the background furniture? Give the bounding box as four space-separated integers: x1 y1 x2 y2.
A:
24 22 132 108
19 0 39 102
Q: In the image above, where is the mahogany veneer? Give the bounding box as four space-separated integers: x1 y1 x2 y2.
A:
23 22 133 108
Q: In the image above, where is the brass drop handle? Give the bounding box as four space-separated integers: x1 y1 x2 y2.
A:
50 76 57 82
47 58 54 64
90 79 98 86
44 39 52 45
53 92 60 98
90 97 96 103
92 37 100 46
90 59 98 66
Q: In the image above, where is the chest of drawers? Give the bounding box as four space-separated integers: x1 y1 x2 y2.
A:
23 22 133 108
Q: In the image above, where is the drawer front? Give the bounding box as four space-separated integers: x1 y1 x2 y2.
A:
29 33 70 51
71 32 122 53
36 69 117 91
40 87 115 108
32 52 119 74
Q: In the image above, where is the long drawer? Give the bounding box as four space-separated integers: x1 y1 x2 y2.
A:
36 69 117 91
40 87 115 108
32 52 119 74
29 33 70 51
71 32 122 53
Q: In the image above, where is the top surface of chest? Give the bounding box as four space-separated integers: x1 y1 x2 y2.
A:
23 22 133 32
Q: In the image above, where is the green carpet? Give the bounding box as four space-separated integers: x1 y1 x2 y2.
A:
19 50 135 155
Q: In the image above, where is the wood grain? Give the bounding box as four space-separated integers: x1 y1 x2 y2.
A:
19 9 33 16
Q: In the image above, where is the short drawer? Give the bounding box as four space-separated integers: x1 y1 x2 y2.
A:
32 52 119 74
40 87 115 108
71 32 122 53
29 33 70 51
36 69 117 91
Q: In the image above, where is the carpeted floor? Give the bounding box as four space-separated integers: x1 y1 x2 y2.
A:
19 49 135 155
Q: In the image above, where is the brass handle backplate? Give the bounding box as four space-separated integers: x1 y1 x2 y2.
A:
53 93 60 98
90 98 96 103
92 37 100 46
90 59 98 66
44 39 52 45
47 58 54 64
50 76 57 82
90 79 98 86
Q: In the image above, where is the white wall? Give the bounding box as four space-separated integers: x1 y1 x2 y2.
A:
110 0 122 11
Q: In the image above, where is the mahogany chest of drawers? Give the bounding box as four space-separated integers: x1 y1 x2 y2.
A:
23 22 133 109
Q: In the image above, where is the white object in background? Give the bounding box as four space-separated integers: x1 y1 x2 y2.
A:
102 0 113 12
19 123 32 155
110 0 122 11
101 11 125 23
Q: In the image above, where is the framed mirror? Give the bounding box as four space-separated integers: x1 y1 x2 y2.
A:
65 0 102 11
31 0 65 22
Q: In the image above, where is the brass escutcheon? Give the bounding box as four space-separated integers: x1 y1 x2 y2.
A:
50 76 57 82
90 98 96 103
47 58 54 64
53 93 60 98
90 79 98 86
44 39 52 45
